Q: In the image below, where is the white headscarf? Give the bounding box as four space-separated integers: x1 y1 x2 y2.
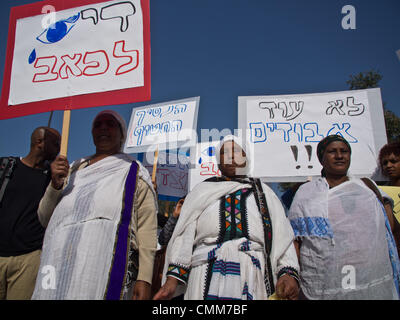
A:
215 134 251 176
92 110 127 151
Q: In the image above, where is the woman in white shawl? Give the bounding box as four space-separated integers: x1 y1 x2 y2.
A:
32 110 157 300
288 134 400 300
154 135 299 300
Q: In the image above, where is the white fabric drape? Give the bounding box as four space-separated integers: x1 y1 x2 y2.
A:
163 179 299 299
289 177 399 300
32 154 149 299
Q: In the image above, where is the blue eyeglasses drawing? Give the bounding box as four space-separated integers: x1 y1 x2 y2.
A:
29 13 80 64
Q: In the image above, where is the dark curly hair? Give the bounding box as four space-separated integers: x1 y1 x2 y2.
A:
378 141 400 170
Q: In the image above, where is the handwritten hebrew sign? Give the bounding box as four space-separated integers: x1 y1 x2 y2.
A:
124 97 200 154
0 0 150 119
189 140 222 190
143 150 189 199
238 88 387 182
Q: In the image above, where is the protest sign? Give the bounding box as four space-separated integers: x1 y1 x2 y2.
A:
143 150 189 200
124 97 200 154
0 0 150 119
238 88 387 182
189 140 221 190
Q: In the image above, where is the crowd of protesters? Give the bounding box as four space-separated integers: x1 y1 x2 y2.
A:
1 111 399 300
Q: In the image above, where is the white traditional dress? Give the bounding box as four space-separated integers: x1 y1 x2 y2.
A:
162 177 299 300
32 154 157 300
288 177 400 300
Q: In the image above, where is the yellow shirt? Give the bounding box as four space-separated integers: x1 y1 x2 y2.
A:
379 186 400 224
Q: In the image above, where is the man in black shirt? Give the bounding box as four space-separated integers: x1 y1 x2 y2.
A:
0 126 60 299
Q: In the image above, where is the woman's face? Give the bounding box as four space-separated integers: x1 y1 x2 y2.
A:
321 141 351 177
381 153 400 181
92 114 122 154
219 141 247 177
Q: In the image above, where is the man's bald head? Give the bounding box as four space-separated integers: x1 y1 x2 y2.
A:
31 127 46 148
30 127 61 161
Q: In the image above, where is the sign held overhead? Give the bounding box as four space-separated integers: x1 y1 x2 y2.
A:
0 0 151 119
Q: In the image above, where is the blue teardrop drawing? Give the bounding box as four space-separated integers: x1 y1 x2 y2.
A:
28 49 36 64
198 157 202 164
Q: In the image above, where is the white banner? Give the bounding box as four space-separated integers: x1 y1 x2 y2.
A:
9 0 145 105
124 97 200 154
238 88 387 182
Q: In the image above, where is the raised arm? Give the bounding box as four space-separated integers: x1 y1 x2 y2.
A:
37 155 69 227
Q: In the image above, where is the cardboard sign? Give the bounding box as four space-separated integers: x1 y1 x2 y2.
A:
124 97 200 154
0 0 150 119
238 88 387 182
143 150 189 199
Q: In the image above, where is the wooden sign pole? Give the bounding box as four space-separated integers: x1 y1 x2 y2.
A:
47 111 54 127
60 110 71 157
164 201 170 217
152 147 159 185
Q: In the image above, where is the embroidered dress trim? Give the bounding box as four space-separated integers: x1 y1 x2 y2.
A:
203 258 216 299
277 266 300 284
204 258 242 300
290 216 334 239
242 282 253 300
205 295 241 300
217 188 251 243
212 260 241 276
250 178 274 296
166 264 190 284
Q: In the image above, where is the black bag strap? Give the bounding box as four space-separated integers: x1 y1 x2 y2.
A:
0 157 9 183
0 157 17 204
250 177 275 295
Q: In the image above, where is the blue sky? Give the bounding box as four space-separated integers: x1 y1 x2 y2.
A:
0 0 399 163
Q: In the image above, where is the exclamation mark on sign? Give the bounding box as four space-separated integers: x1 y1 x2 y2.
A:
290 145 301 169
305 145 313 169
